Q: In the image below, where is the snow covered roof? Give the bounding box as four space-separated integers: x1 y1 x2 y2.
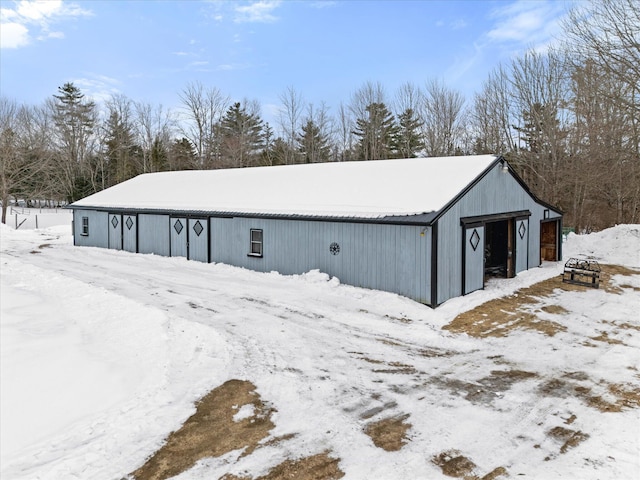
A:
71 155 500 219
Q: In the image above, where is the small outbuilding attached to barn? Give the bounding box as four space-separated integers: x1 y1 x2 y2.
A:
68 155 562 307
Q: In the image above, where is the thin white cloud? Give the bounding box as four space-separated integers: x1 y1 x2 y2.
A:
216 62 251 71
308 1 336 8
451 19 467 30
0 0 92 49
46 30 65 40
74 74 121 104
234 0 281 23
486 0 566 46
446 1 570 82
16 0 63 21
434 18 467 30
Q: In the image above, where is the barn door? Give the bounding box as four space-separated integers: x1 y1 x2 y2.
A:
122 214 137 253
464 225 485 294
507 220 514 277
188 218 208 262
108 213 122 250
170 217 188 258
540 220 559 261
515 218 528 274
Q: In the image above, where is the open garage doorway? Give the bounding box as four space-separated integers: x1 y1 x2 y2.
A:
484 220 514 279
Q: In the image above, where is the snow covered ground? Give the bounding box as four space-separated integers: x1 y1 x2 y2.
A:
1 221 639 479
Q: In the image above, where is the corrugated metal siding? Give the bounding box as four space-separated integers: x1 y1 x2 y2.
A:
515 218 529 273
73 210 109 248
170 217 188 258
436 163 557 304
464 225 485 294
123 214 137 253
108 214 123 250
210 217 432 304
138 214 170 256
188 218 209 262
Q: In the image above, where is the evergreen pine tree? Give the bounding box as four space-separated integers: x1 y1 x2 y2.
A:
297 119 331 163
150 135 168 172
169 138 197 170
51 82 97 201
219 102 265 168
352 102 398 160
394 108 424 158
104 109 141 185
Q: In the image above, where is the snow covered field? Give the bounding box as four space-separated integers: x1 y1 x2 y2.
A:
1 221 639 479
3 207 72 231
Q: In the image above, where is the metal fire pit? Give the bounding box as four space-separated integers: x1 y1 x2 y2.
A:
562 258 601 288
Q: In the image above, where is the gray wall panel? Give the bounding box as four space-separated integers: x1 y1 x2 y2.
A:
123 214 137 253
210 217 431 304
138 214 170 256
188 218 208 262
73 210 109 248
464 225 485 294
515 218 529 273
108 213 123 250
170 217 188 258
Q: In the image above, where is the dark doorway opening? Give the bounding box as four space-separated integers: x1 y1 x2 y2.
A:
484 220 514 278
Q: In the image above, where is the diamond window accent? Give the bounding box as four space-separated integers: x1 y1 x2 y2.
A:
126 216 134 230
469 229 480 251
518 221 527 239
329 242 340 255
111 216 119 228
193 220 203 237
173 219 184 235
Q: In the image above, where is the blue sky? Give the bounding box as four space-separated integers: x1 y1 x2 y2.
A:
1 0 573 127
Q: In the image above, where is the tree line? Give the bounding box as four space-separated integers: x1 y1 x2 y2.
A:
1 0 638 231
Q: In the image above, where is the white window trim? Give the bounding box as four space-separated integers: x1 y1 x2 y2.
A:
81 216 89 236
248 228 263 257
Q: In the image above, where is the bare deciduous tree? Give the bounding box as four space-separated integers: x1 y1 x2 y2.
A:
393 82 423 119
135 101 175 174
421 79 466 156
0 98 54 223
563 0 640 118
335 102 353 161
509 49 571 205
277 86 305 165
563 0 640 224
179 82 229 169
471 65 517 155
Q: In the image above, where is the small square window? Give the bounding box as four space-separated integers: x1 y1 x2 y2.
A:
249 229 263 257
81 216 89 236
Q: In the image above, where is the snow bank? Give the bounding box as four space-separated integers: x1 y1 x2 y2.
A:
564 224 640 268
